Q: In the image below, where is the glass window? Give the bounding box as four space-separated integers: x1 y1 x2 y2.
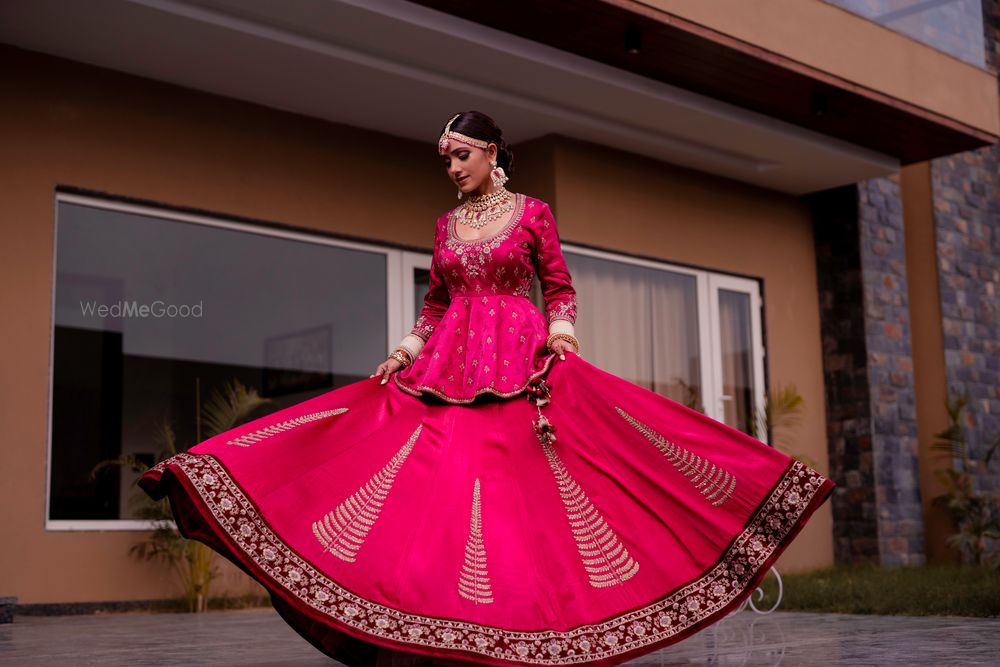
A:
717 289 755 433
49 197 389 527
552 253 703 411
557 246 766 439
823 0 985 68
412 267 430 317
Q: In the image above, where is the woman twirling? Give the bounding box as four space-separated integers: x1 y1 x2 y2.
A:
139 110 834 667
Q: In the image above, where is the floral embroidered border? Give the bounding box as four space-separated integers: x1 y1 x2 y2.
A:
546 295 577 326
409 314 437 342
446 193 528 280
393 351 559 404
148 452 829 665
447 193 527 247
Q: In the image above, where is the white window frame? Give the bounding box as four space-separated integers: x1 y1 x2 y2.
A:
47 192 416 531
398 251 432 344
707 273 768 443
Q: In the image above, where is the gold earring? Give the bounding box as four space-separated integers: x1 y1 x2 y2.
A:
490 160 508 188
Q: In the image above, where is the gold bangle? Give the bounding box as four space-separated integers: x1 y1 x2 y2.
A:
546 332 579 354
388 348 411 367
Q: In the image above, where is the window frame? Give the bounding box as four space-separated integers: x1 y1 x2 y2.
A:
707 272 768 442
399 251 432 344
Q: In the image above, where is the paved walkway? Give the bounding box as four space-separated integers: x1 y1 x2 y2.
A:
2 607 999 665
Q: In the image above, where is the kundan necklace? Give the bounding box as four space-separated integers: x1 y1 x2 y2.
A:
455 186 513 229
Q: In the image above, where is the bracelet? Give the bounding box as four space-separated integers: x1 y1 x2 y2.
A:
397 346 414 364
546 332 580 354
388 347 412 367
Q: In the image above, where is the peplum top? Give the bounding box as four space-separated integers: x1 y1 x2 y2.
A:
393 193 577 404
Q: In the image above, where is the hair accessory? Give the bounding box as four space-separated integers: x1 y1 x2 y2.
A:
438 113 490 154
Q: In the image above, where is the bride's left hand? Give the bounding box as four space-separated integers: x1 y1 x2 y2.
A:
550 339 576 361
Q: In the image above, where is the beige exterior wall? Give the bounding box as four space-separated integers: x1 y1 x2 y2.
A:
0 48 455 605
1 47 831 604
643 0 999 135
900 162 954 563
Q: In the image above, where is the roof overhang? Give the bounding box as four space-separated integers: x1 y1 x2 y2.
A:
3 0 991 194
412 0 998 164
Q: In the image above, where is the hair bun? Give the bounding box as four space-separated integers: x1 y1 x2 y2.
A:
502 143 515 177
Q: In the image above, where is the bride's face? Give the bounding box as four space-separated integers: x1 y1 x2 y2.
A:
441 138 498 195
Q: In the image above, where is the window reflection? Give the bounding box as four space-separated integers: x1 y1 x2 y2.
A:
51 202 388 521
718 289 754 434
824 0 985 68
413 267 430 317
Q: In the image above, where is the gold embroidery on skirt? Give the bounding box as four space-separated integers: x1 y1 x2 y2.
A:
457 478 494 604
534 413 640 589
160 450 827 664
226 408 349 447
311 423 422 562
615 407 737 507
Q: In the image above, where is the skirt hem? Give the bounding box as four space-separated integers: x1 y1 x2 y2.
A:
138 451 834 667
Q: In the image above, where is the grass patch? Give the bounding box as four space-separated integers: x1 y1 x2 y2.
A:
780 563 1000 617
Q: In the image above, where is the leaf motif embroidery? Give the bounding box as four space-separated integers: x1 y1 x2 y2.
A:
312 423 422 562
226 408 349 447
534 415 639 589
457 478 494 604
615 407 737 507
152 451 827 664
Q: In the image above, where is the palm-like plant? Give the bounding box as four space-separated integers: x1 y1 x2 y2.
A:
91 378 271 611
747 383 816 467
675 377 705 412
930 389 1000 567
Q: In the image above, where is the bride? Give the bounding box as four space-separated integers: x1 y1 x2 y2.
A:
140 110 834 667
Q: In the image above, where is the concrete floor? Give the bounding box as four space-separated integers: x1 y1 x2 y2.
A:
2 607 999 666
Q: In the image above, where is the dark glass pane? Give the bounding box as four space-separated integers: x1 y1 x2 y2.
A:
51 202 387 520
718 289 754 434
413 266 430 317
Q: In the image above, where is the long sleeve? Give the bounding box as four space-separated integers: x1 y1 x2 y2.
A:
534 202 578 327
408 221 451 342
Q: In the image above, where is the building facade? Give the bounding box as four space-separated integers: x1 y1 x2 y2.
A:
0 0 997 608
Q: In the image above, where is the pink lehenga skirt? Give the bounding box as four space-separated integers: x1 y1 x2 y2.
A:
138 350 834 666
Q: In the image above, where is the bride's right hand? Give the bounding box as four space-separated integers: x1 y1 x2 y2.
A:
371 357 403 385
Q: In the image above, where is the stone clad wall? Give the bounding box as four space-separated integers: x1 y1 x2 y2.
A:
810 180 926 567
927 0 1000 531
811 185 877 564
857 178 925 566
